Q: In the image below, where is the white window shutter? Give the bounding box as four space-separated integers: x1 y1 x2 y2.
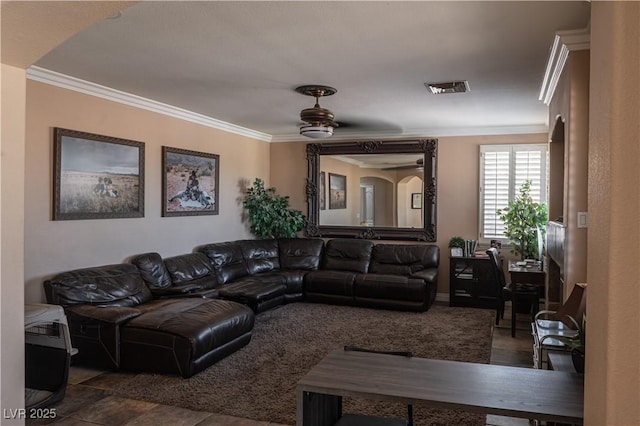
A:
479 144 547 240
481 150 510 239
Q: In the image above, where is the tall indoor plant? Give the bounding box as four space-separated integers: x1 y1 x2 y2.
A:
497 180 548 260
242 178 306 238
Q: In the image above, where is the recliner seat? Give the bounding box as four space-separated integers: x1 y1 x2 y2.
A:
305 239 439 312
197 238 324 312
131 252 219 299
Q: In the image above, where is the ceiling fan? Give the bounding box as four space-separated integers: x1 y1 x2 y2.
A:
382 159 424 171
295 85 338 139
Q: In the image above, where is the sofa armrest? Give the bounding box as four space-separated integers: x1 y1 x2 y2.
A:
410 269 438 284
65 304 142 325
150 283 205 298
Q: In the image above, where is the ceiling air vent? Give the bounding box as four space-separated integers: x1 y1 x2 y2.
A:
425 81 470 95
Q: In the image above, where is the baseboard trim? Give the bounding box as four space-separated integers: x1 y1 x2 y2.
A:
435 292 450 303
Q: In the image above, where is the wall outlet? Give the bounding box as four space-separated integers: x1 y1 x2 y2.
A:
577 211 588 228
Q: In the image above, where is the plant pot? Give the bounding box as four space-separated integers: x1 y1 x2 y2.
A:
571 349 585 373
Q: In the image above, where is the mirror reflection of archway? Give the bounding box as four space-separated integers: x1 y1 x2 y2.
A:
359 176 395 226
397 175 423 228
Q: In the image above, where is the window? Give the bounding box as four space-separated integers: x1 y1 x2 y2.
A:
479 144 548 241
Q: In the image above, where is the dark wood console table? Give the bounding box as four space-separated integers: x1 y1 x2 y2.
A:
296 350 583 425
508 260 546 337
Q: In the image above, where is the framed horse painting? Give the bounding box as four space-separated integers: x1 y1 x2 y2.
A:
162 146 220 217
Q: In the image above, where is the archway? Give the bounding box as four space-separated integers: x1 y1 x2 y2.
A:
396 175 423 228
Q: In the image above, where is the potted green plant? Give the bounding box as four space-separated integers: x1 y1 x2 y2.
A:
552 314 586 373
448 236 465 257
242 178 306 238
496 180 548 260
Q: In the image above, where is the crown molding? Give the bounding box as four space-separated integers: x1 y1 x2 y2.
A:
539 26 590 106
27 66 549 144
26 66 272 142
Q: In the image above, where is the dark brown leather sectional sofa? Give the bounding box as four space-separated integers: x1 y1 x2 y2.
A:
43 238 439 378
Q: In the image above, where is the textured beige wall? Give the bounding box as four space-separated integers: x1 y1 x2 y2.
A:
24 81 270 303
270 142 307 212
1 63 27 423
587 2 640 424
2 3 134 422
548 51 590 300
271 133 548 296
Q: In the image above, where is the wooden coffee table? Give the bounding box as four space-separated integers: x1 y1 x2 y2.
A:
296 350 583 425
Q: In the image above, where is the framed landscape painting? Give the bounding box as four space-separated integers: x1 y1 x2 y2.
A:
53 127 145 220
329 173 347 209
162 146 219 217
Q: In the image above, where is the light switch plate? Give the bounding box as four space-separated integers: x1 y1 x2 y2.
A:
577 212 588 228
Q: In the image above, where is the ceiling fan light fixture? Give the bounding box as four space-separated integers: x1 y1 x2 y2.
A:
300 124 334 139
296 85 338 139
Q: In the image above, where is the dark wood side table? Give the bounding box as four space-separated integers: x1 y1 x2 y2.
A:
449 256 498 308
508 261 546 337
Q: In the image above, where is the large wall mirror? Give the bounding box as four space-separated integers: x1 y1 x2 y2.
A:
306 139 437 241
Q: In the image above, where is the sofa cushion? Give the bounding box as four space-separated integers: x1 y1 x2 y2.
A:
249 271 287 284
164 253 216 288
218 280 286 313
278 238 324 270
44 264 152 308
369 244 439 275
305 270 356 297
354 274 426 302
219 280 286 302
275 270 307 295
238 239 280 275
368 262 412 276
322 239 374 273
130 252 173 289
199 242 250 284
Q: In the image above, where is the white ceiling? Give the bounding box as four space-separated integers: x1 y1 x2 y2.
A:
33 1 591 142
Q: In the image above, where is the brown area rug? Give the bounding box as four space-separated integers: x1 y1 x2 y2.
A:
109 303 494 425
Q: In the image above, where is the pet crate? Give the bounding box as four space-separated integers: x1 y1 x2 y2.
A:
25 303 77 410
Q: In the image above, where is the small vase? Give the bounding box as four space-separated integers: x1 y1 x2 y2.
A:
571 349 585 373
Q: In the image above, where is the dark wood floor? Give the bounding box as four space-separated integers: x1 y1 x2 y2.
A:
27 302 535 426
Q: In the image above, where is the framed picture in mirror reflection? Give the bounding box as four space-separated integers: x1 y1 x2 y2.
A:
411 192 422 209
329 173 347 209
320 171 326 210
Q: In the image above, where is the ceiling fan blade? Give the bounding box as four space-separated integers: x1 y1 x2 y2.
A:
334 118 403 134
382 159 424 170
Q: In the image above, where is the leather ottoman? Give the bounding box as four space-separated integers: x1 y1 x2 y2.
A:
120 298 254 378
